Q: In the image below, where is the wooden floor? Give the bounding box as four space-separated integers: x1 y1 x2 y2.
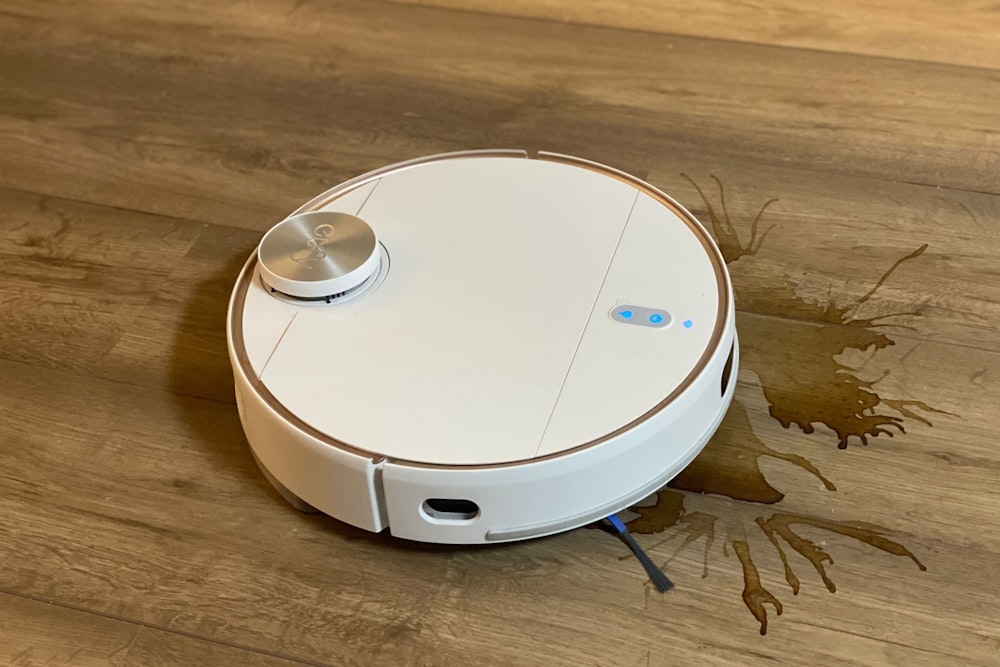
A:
2 1 999 664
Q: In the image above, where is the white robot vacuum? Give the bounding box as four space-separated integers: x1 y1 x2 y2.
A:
227 150 737 545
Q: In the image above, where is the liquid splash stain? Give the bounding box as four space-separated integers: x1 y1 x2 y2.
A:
616 174 948 635
683 172 950 448
755 514 927 596
732 539 783 635
668 398 835 504
739 245 952 449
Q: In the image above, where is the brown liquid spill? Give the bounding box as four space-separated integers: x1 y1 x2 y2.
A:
623 506 717 579
616 175 944 634
732 540 783 635
740 245 953 449
755 514 927 595
668 398 835 503
626 488 685 534
682 174 778 265
685 174 947 449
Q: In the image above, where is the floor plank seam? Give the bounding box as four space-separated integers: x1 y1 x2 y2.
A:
743 308 1000 356
0 183 240 233
0 161 998 230
0 588 333 667
0 356 239 407
368 0 1000 76
791 618 958 658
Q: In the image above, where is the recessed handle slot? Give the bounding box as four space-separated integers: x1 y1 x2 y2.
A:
421 498 480 521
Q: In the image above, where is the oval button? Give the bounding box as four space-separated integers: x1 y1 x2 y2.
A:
611 305 671 328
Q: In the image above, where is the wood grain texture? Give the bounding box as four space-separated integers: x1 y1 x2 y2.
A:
0 0 998 230
0 187 203 374
394 0 1000 70
124 627 313 667
0 0 998 664
0 593 311 666
0 594 139 666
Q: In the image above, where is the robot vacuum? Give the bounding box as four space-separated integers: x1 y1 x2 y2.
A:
226 150 737 545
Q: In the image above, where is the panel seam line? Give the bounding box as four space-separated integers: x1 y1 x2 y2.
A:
260 312 297 377
533 189 640 456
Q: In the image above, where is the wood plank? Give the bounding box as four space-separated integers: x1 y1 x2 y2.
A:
394 0 1000 70
0 187 203 374
0 593 310 666
0 593 139 666
0 0 997 234
96 219 261 404
125 626 312 667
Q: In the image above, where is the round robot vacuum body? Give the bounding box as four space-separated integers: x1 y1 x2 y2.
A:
226 150 738 544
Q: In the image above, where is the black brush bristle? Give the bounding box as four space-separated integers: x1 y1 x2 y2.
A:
607 513 674 593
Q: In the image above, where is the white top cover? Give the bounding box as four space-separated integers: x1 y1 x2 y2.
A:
241 156 721 465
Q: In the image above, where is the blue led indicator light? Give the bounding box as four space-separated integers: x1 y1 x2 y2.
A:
683 319 693 329
649 313 663 324
619 310 633 319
